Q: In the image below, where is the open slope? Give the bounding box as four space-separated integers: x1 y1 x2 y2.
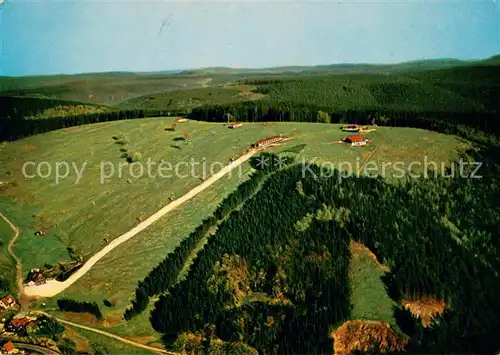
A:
0 119 464 277
24 147 258 298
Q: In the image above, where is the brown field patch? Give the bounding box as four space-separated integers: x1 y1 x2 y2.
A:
62 312 119 327
350 240 389 272
238 90 266 101
402 297 445 327
332 320 408 355
64 327 90 353
23 144 38 151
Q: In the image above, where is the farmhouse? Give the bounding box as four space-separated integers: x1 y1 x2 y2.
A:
342 124 361 132
25 269 46 286
345 135 368 147
0 295 16 310
6 317 37 333
253 135 285 148
1 341 16 354
229 122 243 129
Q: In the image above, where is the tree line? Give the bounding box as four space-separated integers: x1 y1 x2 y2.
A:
124 153 293 320
189 101 500 135
57 298 103 320
0 106 186 141
150 165 352 354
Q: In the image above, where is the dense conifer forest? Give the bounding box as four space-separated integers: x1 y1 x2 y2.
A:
144 146 499 353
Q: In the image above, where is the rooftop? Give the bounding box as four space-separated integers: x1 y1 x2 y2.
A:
346 135 366 143
0 295 15 305
255 135 283 145
2 341 15 353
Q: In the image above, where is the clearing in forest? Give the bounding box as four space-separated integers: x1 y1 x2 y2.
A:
349 240 394 325
332 320 408 355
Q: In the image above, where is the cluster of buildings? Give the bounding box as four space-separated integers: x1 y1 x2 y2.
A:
24 269 46 287
344 135 369 147
1 341 18 354
0 295 16 311
253 135 286 148
5 316 38 333
341 124 361 132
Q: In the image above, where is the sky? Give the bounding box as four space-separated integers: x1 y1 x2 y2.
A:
0 0 499 76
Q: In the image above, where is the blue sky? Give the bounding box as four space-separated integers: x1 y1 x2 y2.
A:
1 0 499 76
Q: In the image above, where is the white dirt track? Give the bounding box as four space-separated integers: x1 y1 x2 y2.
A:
24 149 258 298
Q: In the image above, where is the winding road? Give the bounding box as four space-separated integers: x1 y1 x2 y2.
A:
31 311 175 354
54 317 173 354
24 148 258 298
0 212 23 296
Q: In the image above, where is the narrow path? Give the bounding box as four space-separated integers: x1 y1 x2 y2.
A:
11 342 60 355
0 212 23 297
24 148 259 298
57 318 173 354
33 311 174 354
358 147 378 174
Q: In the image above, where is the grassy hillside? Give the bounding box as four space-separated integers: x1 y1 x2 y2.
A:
0 119 467 344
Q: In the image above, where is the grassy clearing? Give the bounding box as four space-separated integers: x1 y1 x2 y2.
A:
64 326 154 354
349 241 396 325
0 121 463 275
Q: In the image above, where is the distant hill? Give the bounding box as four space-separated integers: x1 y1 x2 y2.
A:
0 73 206 105
0 55 497 106
178 58 479 76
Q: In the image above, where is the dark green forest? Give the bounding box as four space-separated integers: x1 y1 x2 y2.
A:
145 146 499 353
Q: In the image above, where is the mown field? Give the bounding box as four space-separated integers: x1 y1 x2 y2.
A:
0 120 465 273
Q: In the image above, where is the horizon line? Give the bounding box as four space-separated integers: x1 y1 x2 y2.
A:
1 54 498 78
